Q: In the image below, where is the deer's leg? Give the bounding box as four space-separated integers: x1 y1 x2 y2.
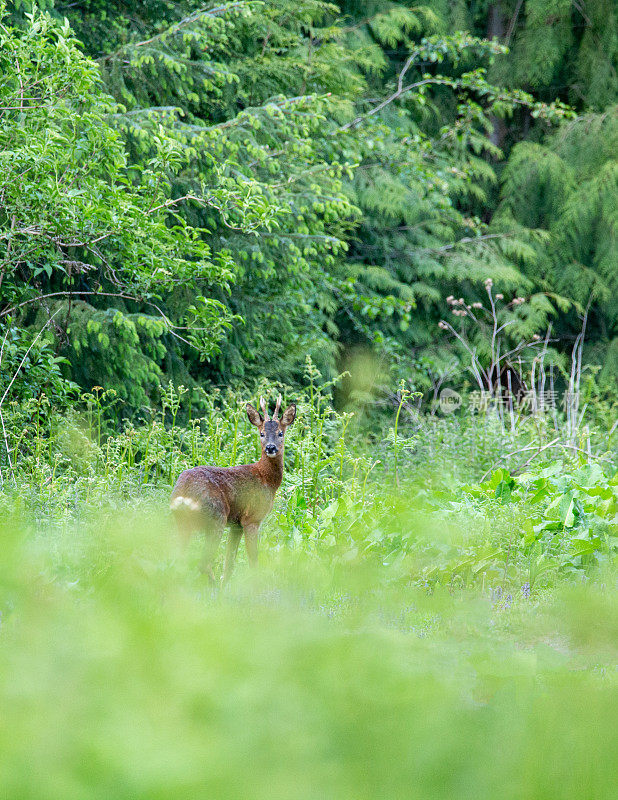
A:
199 525 224 585
198 506 227 585
222 523 243 583
173 512 195 547
242 522 260 567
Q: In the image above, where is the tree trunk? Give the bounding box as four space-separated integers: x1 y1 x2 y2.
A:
487 2 507 151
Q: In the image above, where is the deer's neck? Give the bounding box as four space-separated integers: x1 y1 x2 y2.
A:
254 449 284 490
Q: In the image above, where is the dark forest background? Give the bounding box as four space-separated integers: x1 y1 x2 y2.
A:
1 0 616 412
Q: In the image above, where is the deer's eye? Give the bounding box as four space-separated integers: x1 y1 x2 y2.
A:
278 431 283 437
260 432 265 437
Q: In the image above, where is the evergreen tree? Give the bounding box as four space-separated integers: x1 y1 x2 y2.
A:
0 7 233 407
499 107 618 384
2 0 604 408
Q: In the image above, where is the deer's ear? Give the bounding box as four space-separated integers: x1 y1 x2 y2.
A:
281 403 296 427
246 404 263 427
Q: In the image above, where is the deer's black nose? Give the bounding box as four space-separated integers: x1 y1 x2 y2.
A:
265 444 277 456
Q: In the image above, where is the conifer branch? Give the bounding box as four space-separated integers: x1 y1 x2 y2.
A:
339 77 447 131
97 2 254 63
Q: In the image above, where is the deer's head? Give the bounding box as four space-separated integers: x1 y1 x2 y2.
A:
246 394 296 457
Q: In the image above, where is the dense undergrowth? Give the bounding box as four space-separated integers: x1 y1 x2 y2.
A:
1 365 617 589
1 0 616 792
1 372 617 798
1 507 616 799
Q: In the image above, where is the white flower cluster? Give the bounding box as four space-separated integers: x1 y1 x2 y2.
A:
446 296 469 317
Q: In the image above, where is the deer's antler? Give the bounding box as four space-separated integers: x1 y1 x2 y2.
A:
259 396 269 420
272 393 282 420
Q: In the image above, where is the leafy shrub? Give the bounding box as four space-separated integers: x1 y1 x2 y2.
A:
463 463 618 579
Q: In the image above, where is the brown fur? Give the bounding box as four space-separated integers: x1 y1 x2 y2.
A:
170 397 296 583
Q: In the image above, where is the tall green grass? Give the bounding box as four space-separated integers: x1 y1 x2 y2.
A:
0 510 616 800
1 360 616 589
1 366 617 797
0 361 372 522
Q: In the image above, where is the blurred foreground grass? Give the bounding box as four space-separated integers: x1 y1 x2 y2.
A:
1 505 616 800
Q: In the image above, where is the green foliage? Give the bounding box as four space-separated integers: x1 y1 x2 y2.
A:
322 11 573 372
0 6 234 403
1 0 591 406
0 380 617 798
73 0 364 384
0 326 77 405
499 108 618 377
417 0 617 112
0 362 361 514
1 505 617 799
1 362 616 589
1 3 617 789
463 462 618 581
492 0 617 110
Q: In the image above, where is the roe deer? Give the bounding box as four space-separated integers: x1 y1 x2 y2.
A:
170 394 296 583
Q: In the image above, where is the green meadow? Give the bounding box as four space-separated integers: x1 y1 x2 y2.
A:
1 383 616 799
1 0 617 795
